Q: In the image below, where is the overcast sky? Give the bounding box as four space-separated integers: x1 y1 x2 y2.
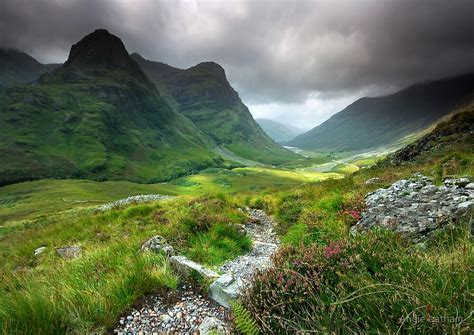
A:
1 0 473 128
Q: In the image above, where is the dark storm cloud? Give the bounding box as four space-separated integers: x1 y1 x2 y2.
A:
1 0 473 125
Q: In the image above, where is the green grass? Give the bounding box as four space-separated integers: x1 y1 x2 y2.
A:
0 244 178 334
0 194 253 333
0 167 341 226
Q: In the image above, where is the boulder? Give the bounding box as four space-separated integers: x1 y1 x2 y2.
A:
365 177 381 185
140 235 175 257
169 255 219 281
56 245 82 259
352 173 473 241
198 316 228 334
34 246 46 256
209 273 243 308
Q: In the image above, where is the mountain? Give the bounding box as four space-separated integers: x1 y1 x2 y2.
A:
288 73 474 152
0 29 223 186
383 104 474 167
0 48 60 87
256 118 305 142
131 53 298 164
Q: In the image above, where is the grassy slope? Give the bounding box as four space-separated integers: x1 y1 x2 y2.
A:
288 73 474 151
132 54 299 165
0 31 223 187
0 69 223 186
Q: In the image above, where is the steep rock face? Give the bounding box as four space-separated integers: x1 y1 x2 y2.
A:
0 30 221 186
0 48 59 87
64 29 150 84
288 73 474 151
132 53 298 164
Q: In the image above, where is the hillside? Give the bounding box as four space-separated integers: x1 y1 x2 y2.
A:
131 53 298 164
288 73 474 151
383 105 474 168
0 29 223 186
256 118 305 142
0 48 59 87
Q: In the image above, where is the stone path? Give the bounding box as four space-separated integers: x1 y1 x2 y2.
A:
114 209 279 334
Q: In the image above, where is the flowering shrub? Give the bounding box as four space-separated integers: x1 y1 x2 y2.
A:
241 230 471 333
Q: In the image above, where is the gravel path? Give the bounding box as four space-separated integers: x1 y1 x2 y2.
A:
219 209 279 280
115 284 228 334
114 209 279 334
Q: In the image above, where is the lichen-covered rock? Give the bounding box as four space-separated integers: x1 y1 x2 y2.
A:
56 245 82 259
352 174 473 240
198 316 229 335
209 273 243 309
170 255 219 281
140 235 175 257
95 194 172 212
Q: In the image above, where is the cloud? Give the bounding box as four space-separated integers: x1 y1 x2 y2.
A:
1 0 473 126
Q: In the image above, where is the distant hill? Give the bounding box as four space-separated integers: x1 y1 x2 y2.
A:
288 73 474 152
0 29 222 186
256 118 305 142
0 48 60 87
132 53 298 164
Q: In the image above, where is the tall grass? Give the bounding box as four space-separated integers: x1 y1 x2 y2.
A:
0 242 178 333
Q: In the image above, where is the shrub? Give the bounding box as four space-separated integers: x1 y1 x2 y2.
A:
242 230 472 333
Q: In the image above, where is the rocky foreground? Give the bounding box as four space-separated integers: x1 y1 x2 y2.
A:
114 209 280 334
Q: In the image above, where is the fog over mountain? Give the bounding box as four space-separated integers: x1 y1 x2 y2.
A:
1 0 473 127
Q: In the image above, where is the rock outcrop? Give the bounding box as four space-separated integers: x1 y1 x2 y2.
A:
352 174 473 240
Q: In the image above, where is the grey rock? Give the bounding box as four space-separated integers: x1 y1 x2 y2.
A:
34 246 46 256
170 255 219 281
96 194 172 212
209 273 243 308
365 177 381 185
56 245 82 259
140 235 175 257
352 173 474 241
198 316 228 335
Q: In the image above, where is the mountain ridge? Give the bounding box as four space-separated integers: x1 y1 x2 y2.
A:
0 48 60 87
288 73 474 151
131 53 299 164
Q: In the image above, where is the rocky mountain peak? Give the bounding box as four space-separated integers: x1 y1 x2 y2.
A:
64 29 138 73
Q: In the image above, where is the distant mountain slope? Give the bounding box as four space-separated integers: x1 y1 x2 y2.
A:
383 104 474 167
288 74 474 151
256 118 305 142
0 48 60 87
132 53 298 164
0 29 222 186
